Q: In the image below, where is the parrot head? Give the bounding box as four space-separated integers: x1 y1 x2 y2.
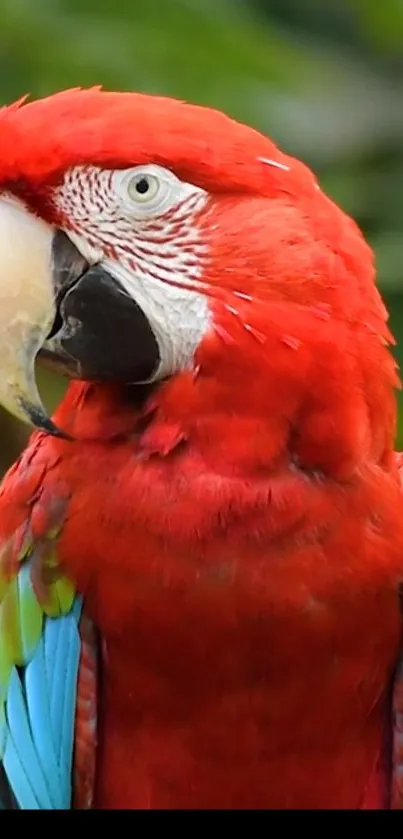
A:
0 88 396 472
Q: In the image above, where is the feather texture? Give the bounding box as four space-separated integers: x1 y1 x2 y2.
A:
0 499 83 809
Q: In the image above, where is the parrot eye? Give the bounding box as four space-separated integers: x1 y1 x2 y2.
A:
115 164 184 215
127 172 160 204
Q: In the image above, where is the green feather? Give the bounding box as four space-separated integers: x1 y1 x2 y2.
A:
0 575 8 604
39 543 75 617
17 565 44 661
0 641 12 710
0 504 76 762
43 576 75 618
0 579 24 665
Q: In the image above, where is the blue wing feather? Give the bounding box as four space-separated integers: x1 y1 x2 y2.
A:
25 638 64 807
60 616 81 781
3 723 41 809
4 669 51 808
44 618 61 720
1 598 83 809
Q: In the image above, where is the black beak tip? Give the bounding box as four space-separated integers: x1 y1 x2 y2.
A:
20 400 73 440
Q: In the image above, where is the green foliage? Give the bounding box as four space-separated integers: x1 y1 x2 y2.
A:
0 0 403 462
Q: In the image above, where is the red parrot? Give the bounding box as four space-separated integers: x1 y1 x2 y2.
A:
0 88 402 809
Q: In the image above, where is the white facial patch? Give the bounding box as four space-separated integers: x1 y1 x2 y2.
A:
54 164 212 381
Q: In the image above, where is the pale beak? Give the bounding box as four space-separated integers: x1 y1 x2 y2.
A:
0 197 63 435
0 198 160 435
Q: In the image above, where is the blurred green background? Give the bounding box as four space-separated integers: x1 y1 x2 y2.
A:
1 0 403 471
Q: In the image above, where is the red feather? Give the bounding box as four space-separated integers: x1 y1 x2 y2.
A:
0 367 399 808
0 89 402 807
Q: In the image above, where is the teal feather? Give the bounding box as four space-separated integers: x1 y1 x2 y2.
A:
60 615 81 787
4 669 52 808
25 637 64 807
0 513 85 809
1 603 83 809
2 728 41 809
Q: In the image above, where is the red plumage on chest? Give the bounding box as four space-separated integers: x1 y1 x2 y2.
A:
1 378 401 809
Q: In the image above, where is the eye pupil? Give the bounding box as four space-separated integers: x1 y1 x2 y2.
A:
135 177 150 195
126 170 161 204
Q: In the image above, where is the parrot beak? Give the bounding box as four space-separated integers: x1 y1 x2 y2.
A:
0 197 65 435
0 197 160 434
